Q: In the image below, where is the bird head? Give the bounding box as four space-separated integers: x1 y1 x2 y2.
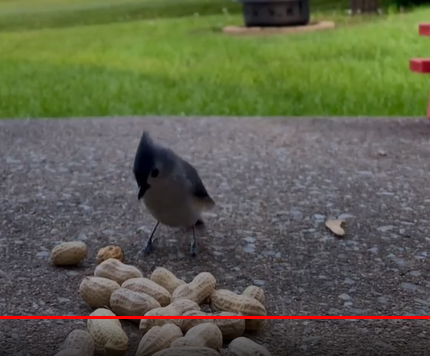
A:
133 131 174 200
133 131 158 200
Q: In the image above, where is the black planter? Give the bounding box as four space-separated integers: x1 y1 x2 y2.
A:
236 0 310 27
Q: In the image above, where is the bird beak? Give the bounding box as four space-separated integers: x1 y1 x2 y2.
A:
137 183 149 200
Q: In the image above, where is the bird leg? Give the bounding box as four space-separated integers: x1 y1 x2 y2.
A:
190 226 198 257
137 221 160 257
194 218 204 227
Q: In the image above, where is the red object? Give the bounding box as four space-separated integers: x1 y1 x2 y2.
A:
410 58 430 73
419 23 430 36
410 24 430 119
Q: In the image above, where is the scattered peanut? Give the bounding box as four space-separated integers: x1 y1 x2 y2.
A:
122 277 171 307
152 347 220 356
240 286 266 330
244 317 266 331
226 336 272 356
97 245 124 265
59 329 95 356
171 323 223 351
139 298 200 335
90 308 122 329
135 324 183 356
56 265 270 355
178 310 214 333
171 272 216 305
94 258 143 285
87 308 128 356
242 285 265 306
215 312 246 340
150 267 186 294
79 276 121 309
50 241 88 266
179 310 245 340
210 289 267 332
110 288 161 323
54 349 83 356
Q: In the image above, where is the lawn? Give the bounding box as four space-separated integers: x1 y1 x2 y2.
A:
1 0 430 118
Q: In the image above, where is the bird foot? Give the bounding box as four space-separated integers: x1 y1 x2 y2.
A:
189 241 198 257
136 240 154 258
144 240 154 255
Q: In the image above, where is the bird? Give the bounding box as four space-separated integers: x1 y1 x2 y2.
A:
132 130 215 257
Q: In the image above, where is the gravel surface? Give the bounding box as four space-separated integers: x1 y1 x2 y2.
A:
2 116 430 355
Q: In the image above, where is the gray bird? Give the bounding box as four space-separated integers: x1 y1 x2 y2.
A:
133 130 215 257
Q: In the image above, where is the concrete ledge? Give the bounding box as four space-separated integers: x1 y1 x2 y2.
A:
222 21 335 36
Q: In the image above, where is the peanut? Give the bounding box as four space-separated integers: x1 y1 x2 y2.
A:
244 318 266 331
90 307 121 327
50 241 88 266
54 350 83 356
178 311 214 333
97 245 124 265
110 288 161 323
225 337 272 356
94 258 143 285
150 267 186 294
79 276 121 309
210 289 266 331
135 324 183 356
139 298 200 335
171 272 216 305
122 277 171 307
91 308 115 315
87 308 128 356
59 329 95 356
241 286 266 332
152 347 220 356
171 323 223 351
215 312 246 340
178 310 244 339
242 285 265 306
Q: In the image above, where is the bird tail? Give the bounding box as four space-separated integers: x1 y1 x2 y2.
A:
202 196 216 210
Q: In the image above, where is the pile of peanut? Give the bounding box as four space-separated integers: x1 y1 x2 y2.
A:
50 242 272 356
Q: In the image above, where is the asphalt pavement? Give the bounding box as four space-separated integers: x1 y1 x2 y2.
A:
2 116 430 356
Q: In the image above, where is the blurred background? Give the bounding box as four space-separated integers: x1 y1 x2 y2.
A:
1 0 430 117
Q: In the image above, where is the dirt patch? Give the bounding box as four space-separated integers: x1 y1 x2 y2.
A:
222 21 335 36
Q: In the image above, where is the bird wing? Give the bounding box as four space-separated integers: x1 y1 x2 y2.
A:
180 158 215 209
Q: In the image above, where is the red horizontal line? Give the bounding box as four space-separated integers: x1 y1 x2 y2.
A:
1 316 429 320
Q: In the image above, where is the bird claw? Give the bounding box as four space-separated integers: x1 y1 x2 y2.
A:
144 241 154 255
136 240 153 259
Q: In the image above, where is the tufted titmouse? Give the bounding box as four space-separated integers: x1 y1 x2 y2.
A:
133 131 215 257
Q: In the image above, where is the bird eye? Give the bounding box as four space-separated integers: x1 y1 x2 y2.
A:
150 168 159 178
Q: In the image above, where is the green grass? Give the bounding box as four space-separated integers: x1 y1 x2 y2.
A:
0 0 243 31
1 0 430 118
